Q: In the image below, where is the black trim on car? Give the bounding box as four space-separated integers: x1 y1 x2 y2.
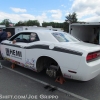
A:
1 43 21 48
1 43 83 56
53 47 82 56
25 45 82 56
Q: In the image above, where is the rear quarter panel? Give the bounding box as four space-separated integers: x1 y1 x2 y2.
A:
25 44 82 73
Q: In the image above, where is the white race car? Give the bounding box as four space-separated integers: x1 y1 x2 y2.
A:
1 29 100 81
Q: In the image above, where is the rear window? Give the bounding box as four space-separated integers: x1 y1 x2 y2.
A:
52 32 79 42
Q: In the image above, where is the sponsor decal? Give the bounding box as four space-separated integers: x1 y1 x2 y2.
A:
5 48 22 59
25 58 35 69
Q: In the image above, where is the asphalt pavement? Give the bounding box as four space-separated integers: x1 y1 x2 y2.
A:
0 60 81 100
1 60 100 100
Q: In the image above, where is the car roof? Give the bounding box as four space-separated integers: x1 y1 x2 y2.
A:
16 29 65 42
18 29 63 34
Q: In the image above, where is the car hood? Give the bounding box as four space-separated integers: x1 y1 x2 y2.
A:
60 42 100 52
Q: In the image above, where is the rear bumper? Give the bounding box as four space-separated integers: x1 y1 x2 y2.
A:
72 58 100 81
82 59 100 81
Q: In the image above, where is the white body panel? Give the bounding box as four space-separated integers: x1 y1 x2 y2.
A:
1 41 26 64
1 29 100 81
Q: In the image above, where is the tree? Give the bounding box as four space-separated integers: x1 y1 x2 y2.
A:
63 22 69 32
65 12 78 24
63 12 78 32
15 21 26 26
26 20 40 26
42 22 64 28
15 20 40 26
0 19 12 27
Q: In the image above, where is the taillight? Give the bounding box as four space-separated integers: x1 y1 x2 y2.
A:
86 51 100 61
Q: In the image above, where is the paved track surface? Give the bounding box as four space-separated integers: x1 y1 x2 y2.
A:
1 60 100 100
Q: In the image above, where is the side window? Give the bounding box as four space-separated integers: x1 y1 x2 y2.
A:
22 34 30 40
10 32 30 42
15 34 23 40
9 32 40 43
15 34 30 40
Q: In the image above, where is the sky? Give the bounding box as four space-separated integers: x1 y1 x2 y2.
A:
0 0 100 25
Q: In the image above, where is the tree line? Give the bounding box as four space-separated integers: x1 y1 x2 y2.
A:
0 12 78 32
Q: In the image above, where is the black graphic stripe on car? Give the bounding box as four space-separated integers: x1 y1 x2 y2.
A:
25 45 83 56
1 43 82 56
1 43 21 48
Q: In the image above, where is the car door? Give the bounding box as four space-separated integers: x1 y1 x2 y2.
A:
25 32 40 71
1 32 30 66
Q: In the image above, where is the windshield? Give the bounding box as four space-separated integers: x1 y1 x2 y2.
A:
52 32 79 42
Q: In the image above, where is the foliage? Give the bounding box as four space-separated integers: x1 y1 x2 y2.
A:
15 20 40 26
42 22 64 28
63 22 69 32
0 19 12 27
65 12 78 24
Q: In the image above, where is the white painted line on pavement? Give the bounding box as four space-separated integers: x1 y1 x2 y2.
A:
4 66 89 100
